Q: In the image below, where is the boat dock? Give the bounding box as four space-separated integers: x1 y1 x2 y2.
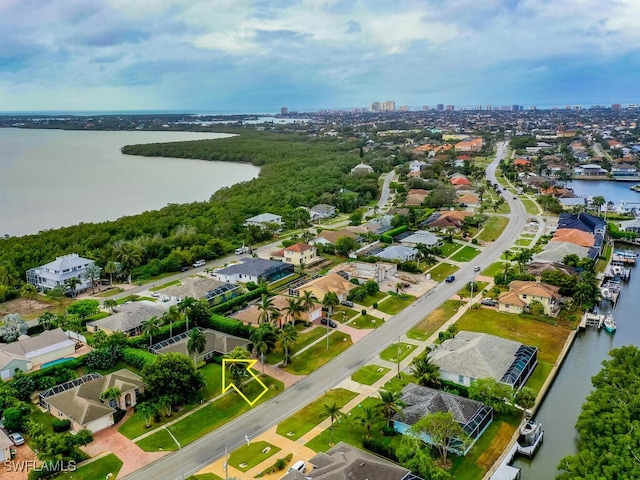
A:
612 249 638 265
604 262 631 281
579 312 604 330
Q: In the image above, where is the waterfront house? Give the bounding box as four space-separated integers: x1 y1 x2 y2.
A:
573 164 607 177
551 228 595 248
533 241 591 263
213 258 294 284
498 279 562 316
0 328 76 376
430 331 538 390
392 383 493 456
39 369 145 433
26 253 95 294
87 302 167 336
293 273 356 302
619 218 640 234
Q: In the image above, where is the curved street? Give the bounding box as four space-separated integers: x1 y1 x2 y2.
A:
123 141 525 480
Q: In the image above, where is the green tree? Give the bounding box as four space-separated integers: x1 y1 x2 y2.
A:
142 352 205 405
161 305 183 337
527 299 545 315
322 292 340 319
335 236 360 256
136 402 157 428
410 351 441 388
468 377 515 414
322 401 345 445
411 411 470 467
177 296 197 332
283 296 304 326
64 276 82 298
103 260 120 286
142 316 161 346
279 323 298 366
84 263 102 294
512 387 536 417
379 390 404 428
104 298 118 313
67 299 99 320
299 290 319 325
396 435 451 480
20 283 38 311
0 313 28 342
250 324 278 374
100 387 122 409
224 346 251 391
357 404 380 438
114 241 142 284
186 328 207 368
38 311 56 330
257 293 279 325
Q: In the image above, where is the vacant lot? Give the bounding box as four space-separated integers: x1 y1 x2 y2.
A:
284 331 352 375
407 299 459 340
351 364 390 385
450 245 482 262
427 263 458 282
478 216 509 242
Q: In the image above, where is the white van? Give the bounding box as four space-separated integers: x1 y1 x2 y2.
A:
192 259 205 268
288 461 306 473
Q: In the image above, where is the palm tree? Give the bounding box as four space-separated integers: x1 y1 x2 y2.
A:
395 282 405 296
114 241 142 284
250 324 278 374
136 402 157 429
410 353 441 388
104 298 117 313
84 263 102 294
186 328 207 368
38 311 56 330
322 401 345 445
357 404 380 439
100 387 122 409
591 195 606 216
284 296 304 326
104 261 119 287
300 290 319 325
257 294 279 325
162 305 182 337
279 323 299 366
178 297 197 332
142 316 160 346
64 277 82 298
322 292 340 319
379 390 403 428
157 394 174 417
515 248 533 273
225 346 251 391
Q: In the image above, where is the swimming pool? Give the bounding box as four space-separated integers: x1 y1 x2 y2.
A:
41 357 74 369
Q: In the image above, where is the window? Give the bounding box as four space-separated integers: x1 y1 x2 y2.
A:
458 375 465 383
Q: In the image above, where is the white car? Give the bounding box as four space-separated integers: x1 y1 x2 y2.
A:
473 266 481 272
9 433 25 446
151 292 160 298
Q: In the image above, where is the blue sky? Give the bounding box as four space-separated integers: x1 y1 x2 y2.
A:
1 0 638 112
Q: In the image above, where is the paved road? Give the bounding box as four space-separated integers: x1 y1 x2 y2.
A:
124 142 525 480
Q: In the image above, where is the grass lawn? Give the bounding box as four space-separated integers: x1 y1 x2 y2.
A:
86 311 110 321
521 198 539 215
351 365 391 385
332 305 358 319
526 361 553 394
449 245 482 262
186 475 222 480
481 262 505 278
284 331 353 375
407 299 460 341
56 453 122 480
116 295 141 305
358 291 388 307
276 388 358 440
200 362 223 399
450 413 521 480
439 241 462 257
478 216 509 242
381 372 416 393
95 287 124 297
228 440 280 472
515 238 532 246
150 280 181 291
376 294 415 315
136 376 283 451
596 244 613 273
457 281 489 297
349 313 384 329
379 342 418 363
266 327 326 364
456 309 572 363
427 263 459 282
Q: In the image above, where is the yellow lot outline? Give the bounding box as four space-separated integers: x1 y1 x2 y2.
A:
221 359 269 406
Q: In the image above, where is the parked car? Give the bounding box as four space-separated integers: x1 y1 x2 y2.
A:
181 266 190 272
473 266 481 272
445 275 456 283
320 317 337 328
481 298 498 306
193 259 206 268
340 300 354 308
151 292 160 298
9 433 25 446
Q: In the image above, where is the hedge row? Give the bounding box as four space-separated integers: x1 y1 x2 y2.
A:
211 287 266 314
608 221 638 240
380 225 408 244
210 314 255 339
123 347 157 369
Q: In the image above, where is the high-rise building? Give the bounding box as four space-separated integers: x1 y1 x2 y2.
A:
445 105 454 111
383 100 396 111
437 104 444 111
611 103 622 111
399 105 409 111
280 107 288 115
422 105 430 111
486 105 492 111
371 102 382 112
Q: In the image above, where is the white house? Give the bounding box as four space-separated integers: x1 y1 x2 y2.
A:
0 328 76 373
0 431 13 462
350 163 374 174
243 213 284 229
26 253 95 293
399 230 440 248
310 204 336 219
409 160 428 173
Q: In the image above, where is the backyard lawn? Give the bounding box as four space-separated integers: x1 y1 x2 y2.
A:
450 245 482 262
349 313 384 329
455 309 572 363
351 364 390 385
376 294 414 315
56 453 122 480
136 376 283 451
407 299 460 341
439 240 462 257
358 291 388 307
275 388 358 440
379 342 418 363
228 440 280 472
427 263 458 282
284 332 352 375
478 216 509 242
526 361 553 394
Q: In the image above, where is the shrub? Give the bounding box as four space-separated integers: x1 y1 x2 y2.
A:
211 288 265 315
113 408 127 423
52 419 71 433
361 309 367 316
372 302 378 309
362 437 398 461
208 314 255 339
123 347 157 369
84 344 123 370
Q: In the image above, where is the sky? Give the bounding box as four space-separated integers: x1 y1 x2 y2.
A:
1 0 639 113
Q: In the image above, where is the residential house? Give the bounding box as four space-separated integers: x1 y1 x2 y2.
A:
39 369 145 433
150 328 250 359
232 295 322 325
399 231 440 249
551 228 595 248
87 302 167 336
283 243 318 266
350 163 374 174
392 383 493 456
26 253 95 294
310 229 358 246
455 137 484 152
405 189 430 206
0 328 76 373
498 279 562 316
310 204 336 219
0 350 31 381
611 165 639 180
430 331 538 390
281 442 412 480
336 262 398 283
558 197 587 210
293 273 356 302
376 245 418 262
514 157 532 168
213 258 294 284
619 218 640 234
532 241 591 263
409 160 428 173
0 431 13 462
424 211 473 230
162 277 241 304
573 164 607 177
457 193 480 206
450 175 472 186
243 213 284 229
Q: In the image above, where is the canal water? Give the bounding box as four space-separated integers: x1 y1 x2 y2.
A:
515 179 640 478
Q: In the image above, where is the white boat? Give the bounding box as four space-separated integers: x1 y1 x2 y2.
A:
600 287 611 300
517 420 544 457
604 314 616 333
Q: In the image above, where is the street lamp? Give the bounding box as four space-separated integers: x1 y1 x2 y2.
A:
163 426 184 480
396 335 401 378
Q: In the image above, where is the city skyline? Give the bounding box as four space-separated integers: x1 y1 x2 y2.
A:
1 0 639 112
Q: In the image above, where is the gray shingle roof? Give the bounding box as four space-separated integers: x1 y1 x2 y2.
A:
215 258 290 277
89 302 166 333
430 331 523 381
0 328 74 359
